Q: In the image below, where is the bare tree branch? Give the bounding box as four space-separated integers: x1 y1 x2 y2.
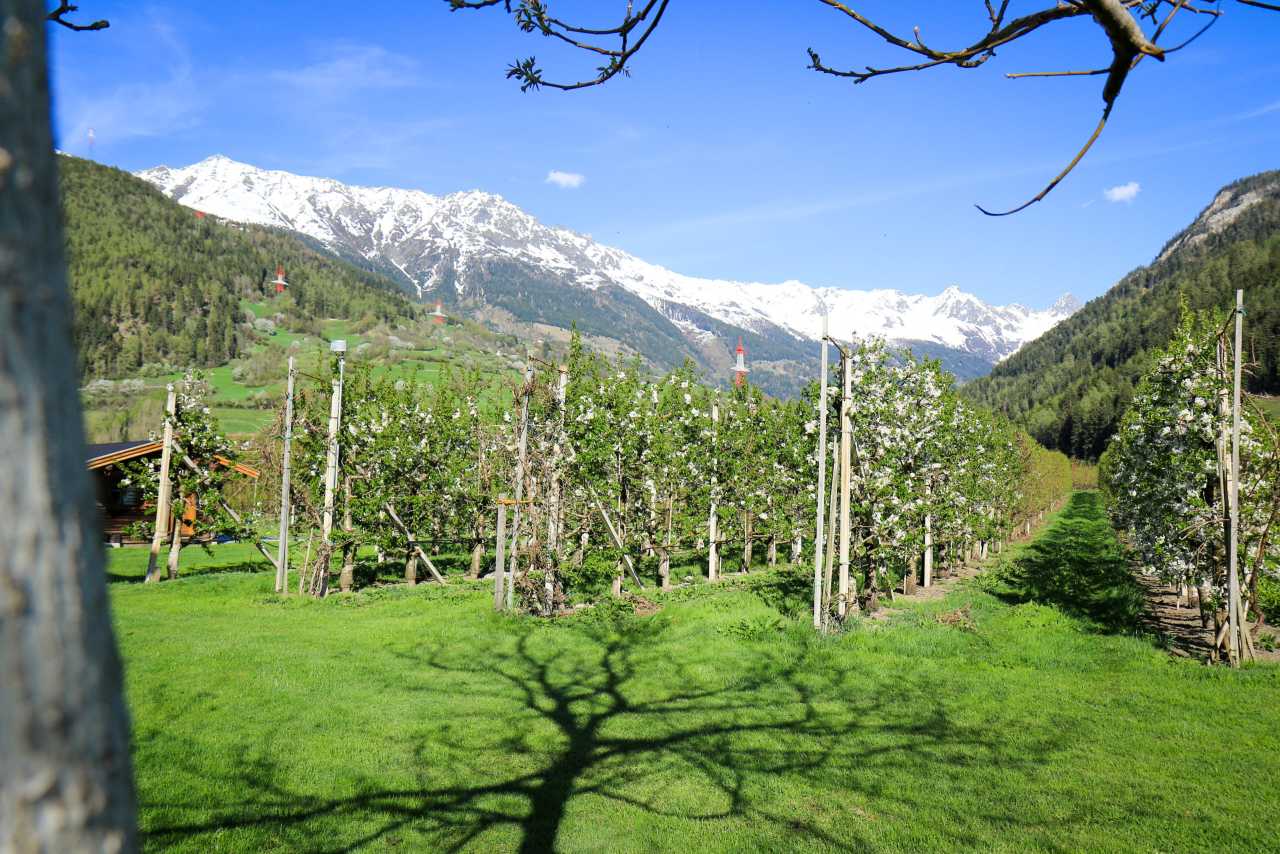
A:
450 0 1279 213
46 1 108 32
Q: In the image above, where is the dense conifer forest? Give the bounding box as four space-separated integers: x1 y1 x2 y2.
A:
965 171 1280 460
60 155 416 379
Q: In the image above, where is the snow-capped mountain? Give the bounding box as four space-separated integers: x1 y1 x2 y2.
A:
138 155 1079 387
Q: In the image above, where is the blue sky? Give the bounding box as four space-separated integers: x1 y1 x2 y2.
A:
49 1 1280 307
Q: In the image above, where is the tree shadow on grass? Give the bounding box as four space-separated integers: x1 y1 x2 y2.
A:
140 610 1086 852
106 560 270 584
988 492 1148 635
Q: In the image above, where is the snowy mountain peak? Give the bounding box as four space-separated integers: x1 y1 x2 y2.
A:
136 156 1079 373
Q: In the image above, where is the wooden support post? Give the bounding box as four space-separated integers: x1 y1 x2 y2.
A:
275 357 295 593
591 490 644 587
382 502 446 584
813 319 829 627
145 384 176 584
708 401 720 581
1227 288 1244 666
494 497 508 610
838 353 853 617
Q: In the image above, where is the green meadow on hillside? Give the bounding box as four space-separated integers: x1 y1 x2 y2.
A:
108 493 1280 852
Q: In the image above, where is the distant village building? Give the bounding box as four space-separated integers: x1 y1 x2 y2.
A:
87 440 259 545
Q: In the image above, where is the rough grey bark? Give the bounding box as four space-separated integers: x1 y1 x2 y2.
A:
0 2 138 848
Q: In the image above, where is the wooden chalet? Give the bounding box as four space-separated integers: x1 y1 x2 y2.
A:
87 440 259 544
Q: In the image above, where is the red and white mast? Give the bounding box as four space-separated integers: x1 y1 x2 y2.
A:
733 336 748 388
431 300 447 324
270 264 288 294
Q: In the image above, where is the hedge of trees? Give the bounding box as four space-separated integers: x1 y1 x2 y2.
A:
269 332 1073 620
1101 302 1280 664
121 330 1073 623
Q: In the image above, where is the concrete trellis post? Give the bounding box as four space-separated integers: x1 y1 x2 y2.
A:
275 358 295 593
708 401 720 581
494 497 508 611
318 341 346 597
506 366 534 611
1227 288 1245 665
144 384 176 584
923 479 933 588
838 352 853 617
813 314 829 629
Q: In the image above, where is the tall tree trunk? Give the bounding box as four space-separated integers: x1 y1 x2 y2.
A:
404 536 418 587
166 503 182 580
1 3 138 846
742 512 753 572
339 476 354 593
469 538 484 579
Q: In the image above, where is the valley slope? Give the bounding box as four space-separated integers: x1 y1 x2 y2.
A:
964 169 1280 460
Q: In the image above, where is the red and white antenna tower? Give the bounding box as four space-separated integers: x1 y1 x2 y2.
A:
271 264 288 294
431 300 446 325
733 336 748 388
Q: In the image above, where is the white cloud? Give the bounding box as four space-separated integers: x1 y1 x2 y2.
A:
1104 181 1141 204
267 43 422 97
546 170 585 189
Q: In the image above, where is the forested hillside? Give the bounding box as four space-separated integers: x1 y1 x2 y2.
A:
965 170 1280 459
60 155 416 378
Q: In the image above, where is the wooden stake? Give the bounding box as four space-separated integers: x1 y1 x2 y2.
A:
145 384 176 584
382 502 447 584
591 489 643 587
275 357 295 593
813 315 829 628
494 497 508 610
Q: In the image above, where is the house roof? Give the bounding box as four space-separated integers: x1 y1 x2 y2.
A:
86 440 260 478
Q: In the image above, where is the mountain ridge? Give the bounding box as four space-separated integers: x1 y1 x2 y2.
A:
137 155 1079 388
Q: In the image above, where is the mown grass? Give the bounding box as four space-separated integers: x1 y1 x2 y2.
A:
108 493 1280 852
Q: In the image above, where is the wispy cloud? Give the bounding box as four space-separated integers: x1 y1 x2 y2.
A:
1237 99 1280 121
267 43 423 98
1104 181 1141 204
61 15 201 147
546 170 585 189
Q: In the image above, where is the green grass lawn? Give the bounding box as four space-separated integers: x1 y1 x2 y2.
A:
108 494 1280 852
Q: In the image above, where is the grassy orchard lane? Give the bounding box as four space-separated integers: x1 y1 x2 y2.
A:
109 494 1279 852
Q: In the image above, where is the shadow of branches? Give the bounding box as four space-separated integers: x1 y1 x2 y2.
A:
142 612 1070 852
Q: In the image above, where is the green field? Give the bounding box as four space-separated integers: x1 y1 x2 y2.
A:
108 493 1280 852
83 311 520 443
